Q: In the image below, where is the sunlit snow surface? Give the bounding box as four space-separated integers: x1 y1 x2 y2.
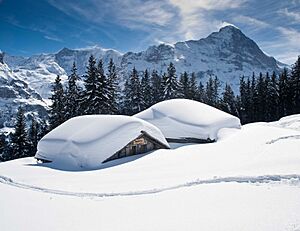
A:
0 115 300 231
135 99 241 140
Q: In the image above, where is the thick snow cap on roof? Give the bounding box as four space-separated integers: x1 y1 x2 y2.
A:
35 115 169 170
134 99 241 141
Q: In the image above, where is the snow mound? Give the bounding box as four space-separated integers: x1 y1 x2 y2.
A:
269 114 300 131
135 99 241 141
35 115 169 170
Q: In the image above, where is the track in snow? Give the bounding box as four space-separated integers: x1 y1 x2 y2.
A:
0 174 299 198
266 135 300 144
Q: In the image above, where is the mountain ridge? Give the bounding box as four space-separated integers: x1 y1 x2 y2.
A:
0 25 288 132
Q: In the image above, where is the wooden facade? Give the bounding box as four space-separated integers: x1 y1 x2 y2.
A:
102 131 169 163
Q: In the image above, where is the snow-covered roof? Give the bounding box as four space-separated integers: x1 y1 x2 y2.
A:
35 115 169 170
134 99 241 141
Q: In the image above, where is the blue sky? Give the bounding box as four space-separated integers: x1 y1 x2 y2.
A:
0 0 299 64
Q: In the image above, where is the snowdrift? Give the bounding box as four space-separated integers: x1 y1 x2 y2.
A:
135 99 241 141
269 114 300 131
35 115 169 170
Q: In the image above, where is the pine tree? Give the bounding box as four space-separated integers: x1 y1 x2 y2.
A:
205 76 215 106
197 81 206 103
245 77 252 122
28 116 39 156
80 55 97 114
150 70 164 104
10 107 31 159
212 76 221 108
80 56 110 115
278 68 289 117
38 119 49 140
95 59 110 114
49 75 65 130
268 72 280 120
239 76 251 124
256 72 267 121
163 62 180 100
107 59 120 114
179 71 189 98
65 62 80 119
188 72 198 100
141 69 152 110
264 72 275 121
290 56 300 113
123 67 142 115
220 83 238 116
0 134 8 161
250 74 258 122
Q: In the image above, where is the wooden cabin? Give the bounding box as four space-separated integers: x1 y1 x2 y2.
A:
35 115 170 169
103 131 169 163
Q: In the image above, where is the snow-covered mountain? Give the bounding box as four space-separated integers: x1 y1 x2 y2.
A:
121 26 285 88
54 46 123 76
2 26 286 96
0 26 287 132
0 62 47 133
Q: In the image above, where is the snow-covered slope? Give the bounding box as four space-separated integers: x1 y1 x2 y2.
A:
0 62 47 132
4 53 67 99
0 115 299 230
36 115 169 170
54 46 123 76
3 47 122 100
135 99 241 141
269 114 300 131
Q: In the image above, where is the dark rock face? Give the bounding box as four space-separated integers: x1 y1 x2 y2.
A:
0 87 17 99
0 52 4 64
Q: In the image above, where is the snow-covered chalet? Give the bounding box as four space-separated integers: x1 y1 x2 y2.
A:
35 115 169 169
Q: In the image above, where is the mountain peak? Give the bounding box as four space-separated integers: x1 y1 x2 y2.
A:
219 24 241 32
217 25 244 37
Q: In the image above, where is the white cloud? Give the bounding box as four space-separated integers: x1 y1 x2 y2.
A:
278 8 300 23
232 15 269 28
44 35 63 42
116 0 174 28
168 0 245 40
48 0 246 44
169 0 245 12
48 0 175 28
260 27 300 64
277 27 300 47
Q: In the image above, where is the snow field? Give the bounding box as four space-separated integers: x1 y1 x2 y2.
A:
0 115 300 231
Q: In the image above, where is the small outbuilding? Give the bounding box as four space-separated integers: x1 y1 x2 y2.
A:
35 115 169 169
135 99 241 143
